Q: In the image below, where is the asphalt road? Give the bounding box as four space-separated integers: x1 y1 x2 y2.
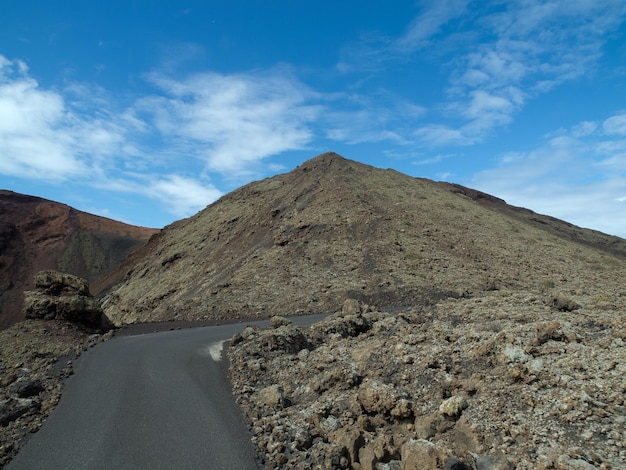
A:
8 315 326 470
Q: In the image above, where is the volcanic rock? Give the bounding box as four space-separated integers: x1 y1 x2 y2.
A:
0 398 38 427
229 294 626 469
438 396 468 418
23 270 112 331
0 319 101 466
8 379 44 399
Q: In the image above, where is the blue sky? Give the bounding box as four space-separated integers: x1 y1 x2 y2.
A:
2 1 626 237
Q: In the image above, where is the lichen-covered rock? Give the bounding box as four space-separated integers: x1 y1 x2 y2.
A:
475 452 513 470
269 316 292 329
256 324 311 355
341 298 361 316
329 427 365 466
439 396 468 418
357 380 410 418
23 271 112 332
258 385 290 409
34 271 89 296
308 311 375 346
548 293 581 312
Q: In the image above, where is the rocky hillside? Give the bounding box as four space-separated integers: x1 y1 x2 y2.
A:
0 190 157 328
101 152 626 326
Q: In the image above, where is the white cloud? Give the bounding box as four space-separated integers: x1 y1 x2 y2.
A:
326 107 406 144
324 94 423 145
412 153 454 166
416 1 626 145
148 175 223 218
0 55 138 182
414 124 470 146
460 46 531 90
571 121 598 137
0 61 87 181
333 1 626 152
603 113 626 136
0 55 229 221
464 89 520 126
395 0 470 52
138 69 321 176
337 0 470 73
469 113 626 237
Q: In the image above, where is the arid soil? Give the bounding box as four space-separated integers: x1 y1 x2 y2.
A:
229 293 626 469
0 320 111 467
0 190 157 328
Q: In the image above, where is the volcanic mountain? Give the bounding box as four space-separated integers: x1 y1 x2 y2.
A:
100 152 626 325
0 190 158 328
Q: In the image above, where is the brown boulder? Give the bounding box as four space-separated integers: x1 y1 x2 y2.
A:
329 427 365 466
400 439 446 470
257 384 290 409
23 271 112 331
34 271 89 296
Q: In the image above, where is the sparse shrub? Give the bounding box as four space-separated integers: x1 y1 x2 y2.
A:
540 279 555 293
405 251 423 261
549 293 581 312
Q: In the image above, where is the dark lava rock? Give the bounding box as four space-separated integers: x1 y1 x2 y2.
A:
8 379 44 398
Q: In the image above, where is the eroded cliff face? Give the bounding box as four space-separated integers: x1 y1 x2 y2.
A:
0 190 157 328
101 152 626 328
229 296 626 470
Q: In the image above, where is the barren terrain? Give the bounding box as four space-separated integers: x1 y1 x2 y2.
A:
1 153 625 469
100 153 626 327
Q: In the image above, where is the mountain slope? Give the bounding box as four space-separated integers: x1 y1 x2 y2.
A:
0 190 158 328
101 153 626 325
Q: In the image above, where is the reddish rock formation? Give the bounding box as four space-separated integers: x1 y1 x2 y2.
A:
0 190 157 328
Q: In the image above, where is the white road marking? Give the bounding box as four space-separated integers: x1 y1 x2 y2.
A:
200 340 226 361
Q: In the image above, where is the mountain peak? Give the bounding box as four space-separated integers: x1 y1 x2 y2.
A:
306 151 347 163
100 153 626 326
297 152 361 172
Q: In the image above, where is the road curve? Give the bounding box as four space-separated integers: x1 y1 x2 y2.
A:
8 315 326 470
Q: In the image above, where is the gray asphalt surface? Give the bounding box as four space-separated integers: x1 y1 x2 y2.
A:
8 315 326 470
